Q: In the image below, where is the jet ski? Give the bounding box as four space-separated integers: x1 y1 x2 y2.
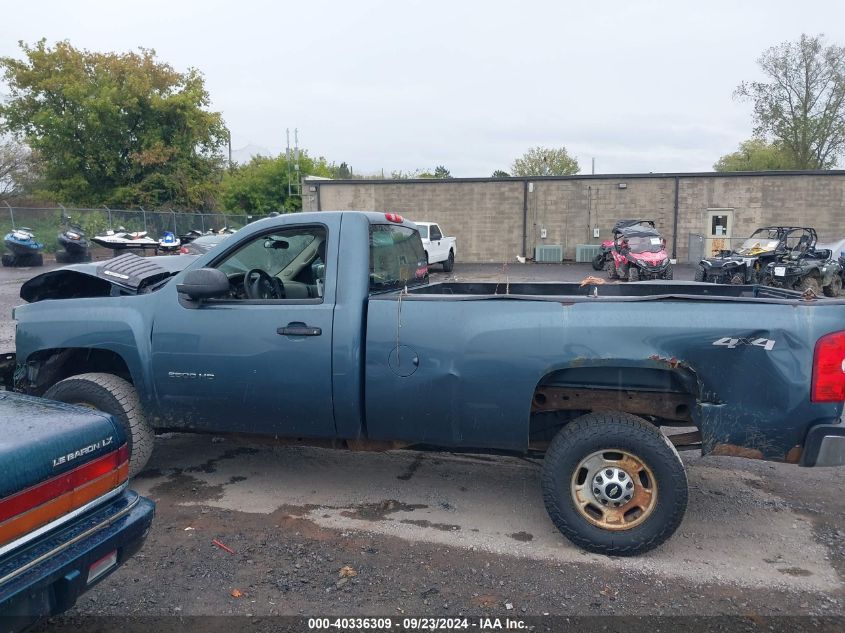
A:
158 231 181 252
2 227 44 267
178 229 204 244
56 216 92 263
91 227 159 252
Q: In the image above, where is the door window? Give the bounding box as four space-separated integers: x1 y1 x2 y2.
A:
212 225 328 301
430 225 443 241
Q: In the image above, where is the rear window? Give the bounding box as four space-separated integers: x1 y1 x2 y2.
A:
369 224 428 292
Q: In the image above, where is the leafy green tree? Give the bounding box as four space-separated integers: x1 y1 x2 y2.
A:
0 139 38 200
0 40 228 209
511 146 579 176
433 165 452 178
332 161 352 179
735 34 845 169
713 138 797 171
219 151 332 214
491 169 510 178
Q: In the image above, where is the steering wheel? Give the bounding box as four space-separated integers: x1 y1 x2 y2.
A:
244 268 285 300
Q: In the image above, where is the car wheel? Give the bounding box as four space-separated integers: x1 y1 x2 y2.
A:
693 267 705 282
730 273 744 285
797 275 821 296
44 373 154 477
628 267 640 282
663 267 673 280
604 260 617 280
591 254 604 271
542 412 688 556
442 250 454 272
824 276 843 298
55 250 71 264
1 254 15 267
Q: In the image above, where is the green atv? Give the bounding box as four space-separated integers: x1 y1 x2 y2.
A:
761 228 843 297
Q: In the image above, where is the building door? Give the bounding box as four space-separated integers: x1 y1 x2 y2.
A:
706 209 733 257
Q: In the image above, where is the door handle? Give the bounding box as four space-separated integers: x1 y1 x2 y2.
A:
277 322 322 336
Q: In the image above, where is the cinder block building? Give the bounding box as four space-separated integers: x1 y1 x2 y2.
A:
303 171 845 263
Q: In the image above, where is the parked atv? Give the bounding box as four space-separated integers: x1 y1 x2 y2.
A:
605 223 672 281
761 228 843 296
591 219 655 271
695 226 799 284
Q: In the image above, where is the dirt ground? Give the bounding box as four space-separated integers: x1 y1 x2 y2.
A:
0 260 842 628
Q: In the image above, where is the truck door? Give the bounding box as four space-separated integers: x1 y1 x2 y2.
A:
429 224 445 262
150 221 336 437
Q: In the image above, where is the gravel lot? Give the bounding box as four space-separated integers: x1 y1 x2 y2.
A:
1 259 842 627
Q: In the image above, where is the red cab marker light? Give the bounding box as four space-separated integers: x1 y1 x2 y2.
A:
385 213 404 224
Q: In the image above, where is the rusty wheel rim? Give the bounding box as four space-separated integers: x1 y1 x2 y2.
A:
570 449 658 531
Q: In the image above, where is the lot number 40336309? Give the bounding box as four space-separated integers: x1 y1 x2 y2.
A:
712 337 776 351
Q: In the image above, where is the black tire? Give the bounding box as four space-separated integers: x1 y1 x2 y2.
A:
541 412 688 556
693 266 705 282
797 275 821 296
19 253 43 267
628 267 640 282
823 276 842 298
55 250 71 264
1 254 15 267
604 260 617 280
663 267 673 280
44 373 154 477
591 254 604 271
730 273 744 285
442 250 454 272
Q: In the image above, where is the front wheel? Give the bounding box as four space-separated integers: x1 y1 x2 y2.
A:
824 276 842 298
604 260 617 280
663 267 673 280
797 275 821 296
442 250 454 272
628 267 640 282
591 254 605 271
693 266 705 282
44 373 154 477
541 412 688 556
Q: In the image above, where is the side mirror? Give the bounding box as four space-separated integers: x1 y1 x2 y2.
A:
177 268 230 301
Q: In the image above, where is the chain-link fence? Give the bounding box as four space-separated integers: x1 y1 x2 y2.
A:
1 206 262 254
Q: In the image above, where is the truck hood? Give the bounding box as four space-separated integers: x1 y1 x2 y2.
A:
0 393 129 553
20 252 196 303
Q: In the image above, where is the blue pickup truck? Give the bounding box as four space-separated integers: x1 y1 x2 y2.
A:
4 211 845 556
0 392 154 630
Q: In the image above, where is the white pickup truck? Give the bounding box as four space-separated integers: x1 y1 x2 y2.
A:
414 221 456 272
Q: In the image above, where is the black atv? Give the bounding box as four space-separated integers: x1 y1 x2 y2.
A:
695 226 799 284
761 228 843 297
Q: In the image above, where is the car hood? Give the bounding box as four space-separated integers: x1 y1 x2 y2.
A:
20 252 197 303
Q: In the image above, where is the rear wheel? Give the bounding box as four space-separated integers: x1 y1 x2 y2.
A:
442 250 454 272
797 275 821 296
591 254 605 271
44 373 154 477
628 267 640 282
541 412 688 556
824 276 843 297
693 266 705 282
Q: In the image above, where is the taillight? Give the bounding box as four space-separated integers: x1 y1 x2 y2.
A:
385 213 404 223
812 331 845 402
179 246 190 254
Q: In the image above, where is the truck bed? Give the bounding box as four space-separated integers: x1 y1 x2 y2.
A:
408 280 811 302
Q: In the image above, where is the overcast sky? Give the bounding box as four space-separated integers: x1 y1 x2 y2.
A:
3 0 845 176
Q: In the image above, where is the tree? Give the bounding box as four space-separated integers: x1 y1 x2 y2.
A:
491 169 510 178
735 34 845 169
0 139 38 200
433 165 452 179
511 146 579 176
332 162 352 179
713 138 797 171
219 150 333 214
0 40 228 209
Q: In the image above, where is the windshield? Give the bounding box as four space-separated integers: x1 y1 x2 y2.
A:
625 235 663 253
737 229 781 254
417 225 429 238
